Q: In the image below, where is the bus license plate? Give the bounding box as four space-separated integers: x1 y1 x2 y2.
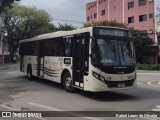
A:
117 83 125 88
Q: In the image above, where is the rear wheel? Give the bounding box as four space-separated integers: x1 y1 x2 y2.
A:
63 72 75 92
27 66 33 80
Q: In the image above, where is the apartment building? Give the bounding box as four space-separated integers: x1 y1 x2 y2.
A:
86 0 160 42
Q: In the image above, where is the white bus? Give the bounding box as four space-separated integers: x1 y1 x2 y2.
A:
19 26 136 92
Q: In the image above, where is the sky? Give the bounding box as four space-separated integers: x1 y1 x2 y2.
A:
20 0 95 28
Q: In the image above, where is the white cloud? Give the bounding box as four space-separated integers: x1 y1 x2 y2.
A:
20 0 95 27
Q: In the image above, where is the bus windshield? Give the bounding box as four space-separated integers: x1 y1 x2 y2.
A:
92 38 136 66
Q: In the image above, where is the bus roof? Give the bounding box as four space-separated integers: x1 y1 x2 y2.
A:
19 26 128 43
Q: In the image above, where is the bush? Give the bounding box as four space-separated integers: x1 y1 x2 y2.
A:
137 64 160 70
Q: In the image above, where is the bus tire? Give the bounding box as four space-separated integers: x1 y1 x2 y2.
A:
63 72 75 92
27 66 33 80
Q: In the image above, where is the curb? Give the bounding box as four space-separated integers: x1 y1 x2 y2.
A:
0 64 18 70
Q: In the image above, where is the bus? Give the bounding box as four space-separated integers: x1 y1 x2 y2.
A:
19 26 136 92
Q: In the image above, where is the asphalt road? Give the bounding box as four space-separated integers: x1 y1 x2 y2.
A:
0 66 160 120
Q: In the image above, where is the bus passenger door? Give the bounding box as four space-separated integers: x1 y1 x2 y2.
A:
73 35 85 88
37 42 44 77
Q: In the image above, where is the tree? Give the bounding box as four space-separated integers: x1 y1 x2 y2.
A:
131 29 156 63
43 23 77 33
0 0 20 13
1 4 51 61
83 20 127 28
56 23 77 31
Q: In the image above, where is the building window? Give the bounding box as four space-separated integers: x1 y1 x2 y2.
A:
87 16 90 21
128 1 134 9
114 6 116 11
128 16 134 23
139 0 146 6
101 10 105 16
94 13 97 18
139 14 147 22
149 13 153 18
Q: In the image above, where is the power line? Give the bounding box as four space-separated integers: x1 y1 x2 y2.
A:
53 18 85 24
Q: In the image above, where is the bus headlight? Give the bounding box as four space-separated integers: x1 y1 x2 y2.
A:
92 71 99 79
92 71 105 83
99 76 105 82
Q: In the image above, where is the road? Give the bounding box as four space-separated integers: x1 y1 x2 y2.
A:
0 65 160 120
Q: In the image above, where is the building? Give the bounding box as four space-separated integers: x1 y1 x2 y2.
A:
86 0 160 42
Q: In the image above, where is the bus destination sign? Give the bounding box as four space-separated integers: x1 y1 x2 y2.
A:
94 28 129 37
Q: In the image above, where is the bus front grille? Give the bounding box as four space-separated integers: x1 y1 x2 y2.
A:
105 79 135 88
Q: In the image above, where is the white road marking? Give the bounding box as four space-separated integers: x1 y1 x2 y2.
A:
156 105 160 109
0 105 19 111
28 102 104 120
137 73 160 75
152 109 160 111
152 105 160 111
0 105 46 120
143 118 159 120
148 81 160 88
5 72 16 74
141 117 160 120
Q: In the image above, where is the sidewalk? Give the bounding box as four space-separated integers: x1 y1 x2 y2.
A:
0 63 18 70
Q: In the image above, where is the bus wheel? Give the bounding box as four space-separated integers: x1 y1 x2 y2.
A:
27 66 32 80
63 72 75 92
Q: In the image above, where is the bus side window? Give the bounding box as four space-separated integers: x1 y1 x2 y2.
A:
63 37 73 57
33 41 39 56
52 38 65 56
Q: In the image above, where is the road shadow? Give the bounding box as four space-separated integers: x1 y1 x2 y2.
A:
14 75 160 102
28 76 64 90
79 91 137 102
79 85 160 102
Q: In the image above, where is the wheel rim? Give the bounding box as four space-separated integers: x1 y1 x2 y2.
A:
65 77 72 88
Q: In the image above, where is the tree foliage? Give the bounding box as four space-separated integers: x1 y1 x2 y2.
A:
1 4 51 61
131 29 156 63
45 23 77 33
0 0 20 13
56 23 77 31
83 20 127 28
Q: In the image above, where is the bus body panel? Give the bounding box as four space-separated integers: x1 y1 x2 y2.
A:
87 65 136 92
19 26 137 92
44 57 72 83
22 56 39 76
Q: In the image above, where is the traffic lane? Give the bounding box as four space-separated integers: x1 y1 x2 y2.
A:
137 71 160 85
0 70 160 112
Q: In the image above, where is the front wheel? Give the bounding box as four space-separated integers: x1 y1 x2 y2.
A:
27 66 33 80
63 72 75 92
